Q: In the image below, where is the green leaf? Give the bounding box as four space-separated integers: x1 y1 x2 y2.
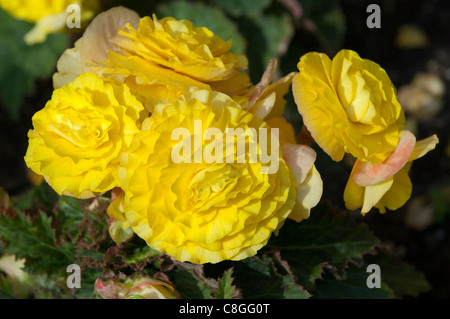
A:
214 268 238 299
123 245 161 265
0 210 75 273
237 12 293 82
0 8 69 120
53 195 86 239
230 255 310 299
367 254 431 298
156 1 246 55
313 264 394 299
268 203 380 290
54 196 112 249
211 0 272 17
298 0 346 53
11 183 59 213
170 268 214 299
0 276 15 299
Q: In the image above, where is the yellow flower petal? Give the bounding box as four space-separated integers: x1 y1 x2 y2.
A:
289 165 323 222
343 169 365 211
266 117 296 145
409 134 439 161
374 164 412 213
344 133 437 214
362 177 394 214
293 49 405 164
24 73 144 198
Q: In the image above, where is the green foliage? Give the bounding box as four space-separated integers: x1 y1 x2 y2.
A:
230 255 311 299
366 253 431 298
213 268 238 299
0 9 69 120
0 183 432 299
239 12 293 82
268 203 380 290
313 264 394 299
299 0 346 52
210 0 272 17
0 210 75 273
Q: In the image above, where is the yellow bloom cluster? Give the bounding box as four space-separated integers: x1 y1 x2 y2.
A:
54 9 250 111
25 7 322 264
25 6 437 263
25 73 145 198
0 0 74 23
293 50 405 164
293 49 438 214
108 90 296 263
0 0 99 45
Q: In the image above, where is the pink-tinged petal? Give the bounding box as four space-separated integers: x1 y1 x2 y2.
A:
289 165 323 222
353 130 416 186
282 144 317 184
81 6 140 70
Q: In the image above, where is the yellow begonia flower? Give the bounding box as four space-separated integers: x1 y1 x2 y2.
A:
0 0 98 45
292 49 405 164
0 0 74 23
92 12 250 111
53 7 251 110
344 134 438 214
108 89 296 264
24 73 145 199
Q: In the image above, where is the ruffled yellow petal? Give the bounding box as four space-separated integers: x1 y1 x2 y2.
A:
108 89 296 264
289 165 323 222
24 73 144 198
293 49 405 164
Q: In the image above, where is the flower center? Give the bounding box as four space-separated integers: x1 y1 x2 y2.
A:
187 164 239 212
49 106 112 149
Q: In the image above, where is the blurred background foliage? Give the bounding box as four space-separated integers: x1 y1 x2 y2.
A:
0 0 449 299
